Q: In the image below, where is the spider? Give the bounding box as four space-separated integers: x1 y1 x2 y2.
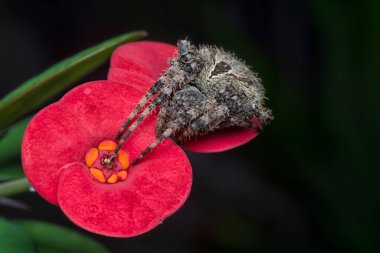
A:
113 40 272 164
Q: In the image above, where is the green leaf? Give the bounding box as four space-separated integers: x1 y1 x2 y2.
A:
0 116 31 164
0 30 147 130
0 217 36 253
14 220 109 253
0 162 24 180
0 117 30 180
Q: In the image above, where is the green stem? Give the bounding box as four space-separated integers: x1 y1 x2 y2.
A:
0 178 30 197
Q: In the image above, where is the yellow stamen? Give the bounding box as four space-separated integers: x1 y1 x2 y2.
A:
85 148 98 167
107 174 118 184
98 140 117 151
117 170 128 180
89 168 106 183
118 150 130 169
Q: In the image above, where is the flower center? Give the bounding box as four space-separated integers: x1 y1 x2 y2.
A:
84 140 130 184
100 153 117 169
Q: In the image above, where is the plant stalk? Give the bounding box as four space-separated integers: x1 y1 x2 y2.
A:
0 178 31 197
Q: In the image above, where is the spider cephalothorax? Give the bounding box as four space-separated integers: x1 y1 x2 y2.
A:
113 40 272 163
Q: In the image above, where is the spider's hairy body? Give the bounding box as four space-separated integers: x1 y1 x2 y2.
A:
114 40 272 163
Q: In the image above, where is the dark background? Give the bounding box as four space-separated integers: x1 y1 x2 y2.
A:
1 0 379 252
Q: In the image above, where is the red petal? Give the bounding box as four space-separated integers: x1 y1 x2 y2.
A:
22 104 88 204
58 142 192 237
108 68 156 93
181 119 261 153
108 41 176 89
22 80 162 204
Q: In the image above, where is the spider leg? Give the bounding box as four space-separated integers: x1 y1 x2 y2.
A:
130 86 209 164
114 40 205 158
175 102 229 142
114 81 177 153
161 86 230 143
131 128 174 165
115 78 165 140
129 85 230 164
115 40 201 141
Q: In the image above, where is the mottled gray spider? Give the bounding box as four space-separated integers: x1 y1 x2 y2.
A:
113 40 272 164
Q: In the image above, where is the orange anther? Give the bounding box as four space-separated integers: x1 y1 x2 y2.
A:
107 174 118 184
118 150 130 169
89 168 106 183
98 140 117 151
85 148 99 167
117 170 128 180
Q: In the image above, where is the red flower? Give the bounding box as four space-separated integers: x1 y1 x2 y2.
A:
22 41 260 237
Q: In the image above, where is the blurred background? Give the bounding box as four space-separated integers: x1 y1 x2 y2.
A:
0 0 379 252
